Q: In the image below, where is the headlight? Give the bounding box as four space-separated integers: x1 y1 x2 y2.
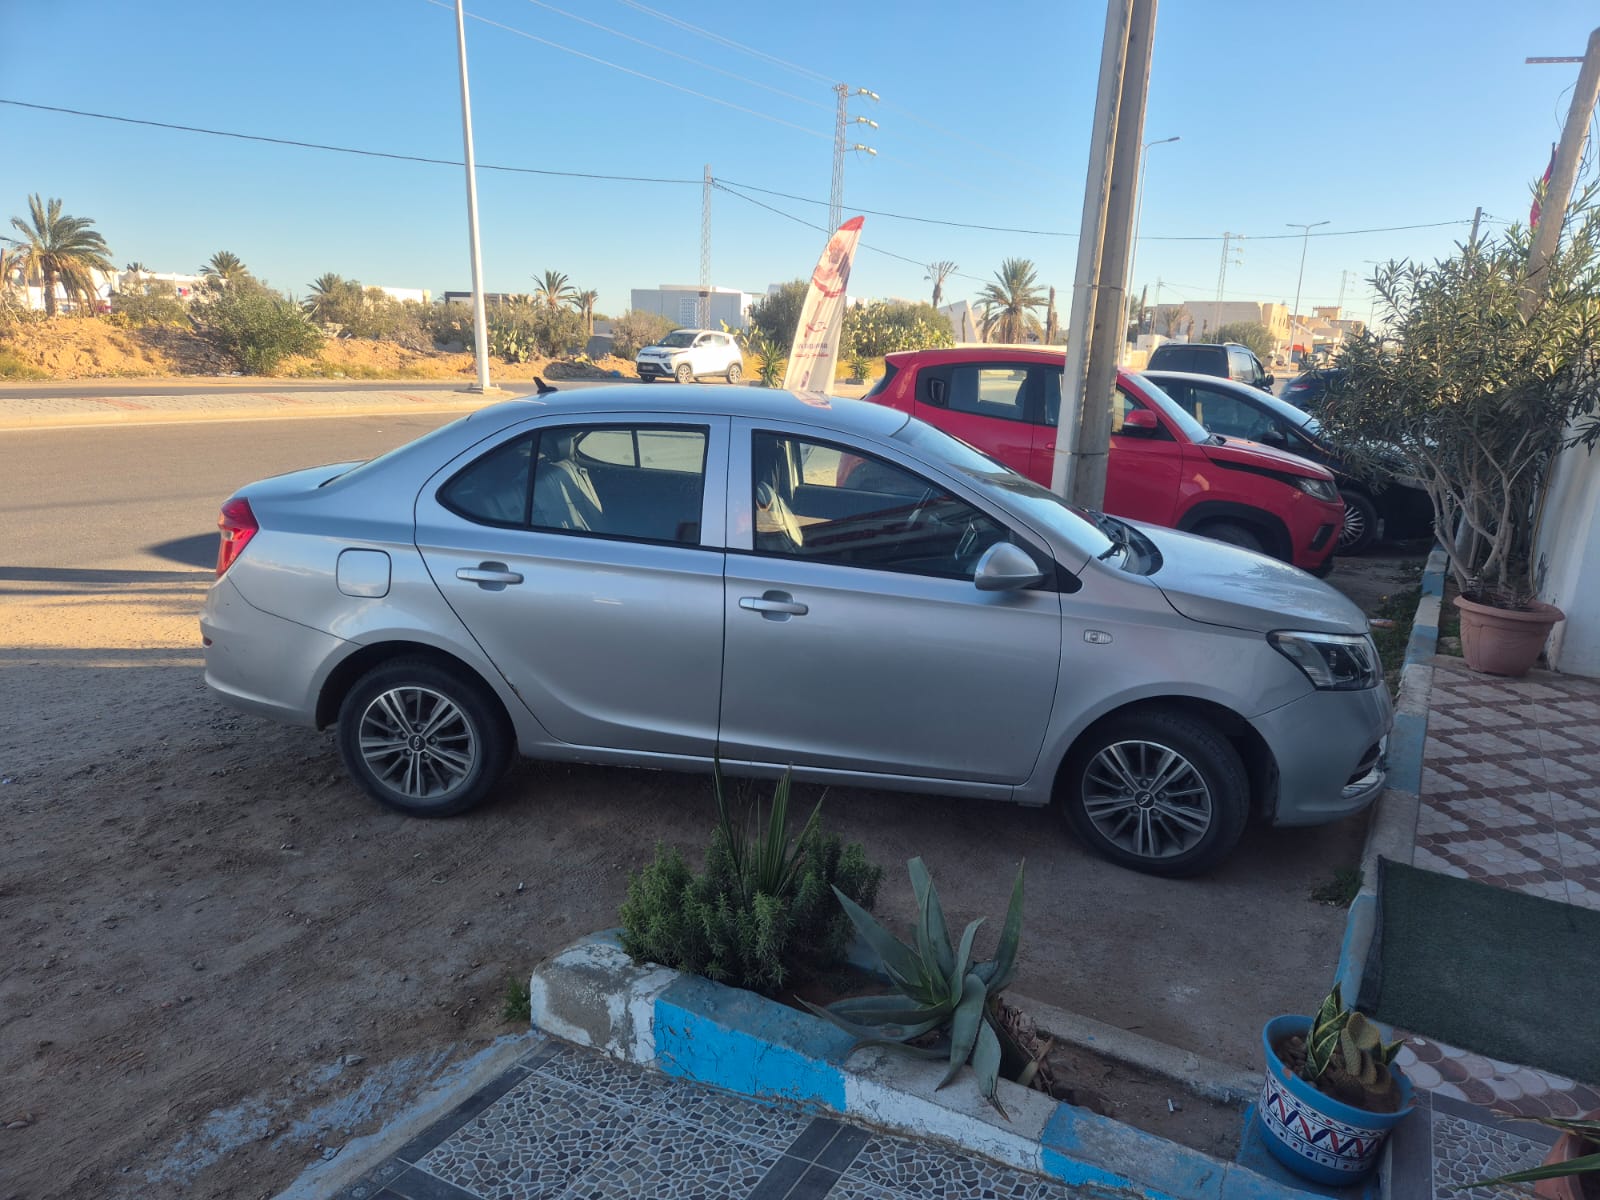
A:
1293 477 1339 503
1268 631 1380 690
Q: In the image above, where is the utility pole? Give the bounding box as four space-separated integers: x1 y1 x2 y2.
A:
1468 205 1483 250
1212 232 1242 335
699 164 712 329
1287 220 1329 362
1071 0 1158 510
1520 27 1600 316
453 0 491 392
1053 0 1133 499
830 84 879 232
1336 269 1351 312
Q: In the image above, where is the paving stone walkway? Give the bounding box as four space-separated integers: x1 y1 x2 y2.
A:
332 1036 1078 1200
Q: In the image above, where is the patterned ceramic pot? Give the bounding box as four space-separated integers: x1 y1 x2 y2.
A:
1257 1015 1415 1185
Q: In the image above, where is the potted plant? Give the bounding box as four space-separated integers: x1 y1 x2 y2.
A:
1471 1112 1600 1199
1256 985 1414 1185
804 856 1040 1115
1320 200 1600 677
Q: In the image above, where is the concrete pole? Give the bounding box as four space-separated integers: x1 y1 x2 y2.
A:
454 0 491 393
1287 220 1328 363
1053 0 1134 498
1072 0 1158 511
1521 27 1600 316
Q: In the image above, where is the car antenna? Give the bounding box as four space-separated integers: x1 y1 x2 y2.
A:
533 377 557 396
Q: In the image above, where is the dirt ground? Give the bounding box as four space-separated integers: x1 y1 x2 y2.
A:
0 315 635 382
0 486 1424 1200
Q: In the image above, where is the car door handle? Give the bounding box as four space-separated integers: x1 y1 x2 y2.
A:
739 593 808 617
457 564 524 586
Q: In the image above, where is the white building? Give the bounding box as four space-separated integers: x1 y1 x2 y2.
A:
630 284 754 330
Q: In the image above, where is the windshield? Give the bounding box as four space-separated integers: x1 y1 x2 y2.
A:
892 419 1114 560
657 330 697 348
1128 373 1212 444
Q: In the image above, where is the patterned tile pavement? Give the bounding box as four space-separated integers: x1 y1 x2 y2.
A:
331 1036 1082 1200
1413 658 1600 910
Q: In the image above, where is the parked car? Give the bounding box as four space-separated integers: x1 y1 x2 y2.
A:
201 385 1391 877
1145 341 1275 391
864 347 1344 574
635 328 743 383
1145 371 1435 555
1280 367 1343 415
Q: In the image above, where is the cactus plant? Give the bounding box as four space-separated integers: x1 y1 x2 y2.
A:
1302 985 1402 1105
805 857 1024 1115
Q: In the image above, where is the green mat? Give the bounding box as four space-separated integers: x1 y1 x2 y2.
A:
1359 859 1600 1086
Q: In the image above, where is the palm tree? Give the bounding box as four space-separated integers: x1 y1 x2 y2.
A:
978 258 1046 344
533 269 576 311
200 250 250 288
925 260 958 308
4 195 114 317
573 289 599 336
304 272 355 320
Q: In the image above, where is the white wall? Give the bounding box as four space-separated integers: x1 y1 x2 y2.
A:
1535 440 1600 677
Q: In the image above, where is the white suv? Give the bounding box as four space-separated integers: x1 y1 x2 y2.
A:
635 329 744 383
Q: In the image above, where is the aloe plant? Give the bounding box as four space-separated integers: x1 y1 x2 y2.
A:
1470 1114 1600 1188
1303 984 1402 1103
806 857 1024 1114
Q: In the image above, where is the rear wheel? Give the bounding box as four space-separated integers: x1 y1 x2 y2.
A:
1059 709 1249 877
726 362 743 384
1337 490 1379 555
675 363 694 384
1196 520 1265 554
336 658 510 817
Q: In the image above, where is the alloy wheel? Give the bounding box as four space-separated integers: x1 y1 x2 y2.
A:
1081 739 1214 861
356 685 478 800
1338 498 1368 551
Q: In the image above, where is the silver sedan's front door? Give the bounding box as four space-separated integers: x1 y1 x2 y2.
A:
718 421 1061 784
415 416 728 756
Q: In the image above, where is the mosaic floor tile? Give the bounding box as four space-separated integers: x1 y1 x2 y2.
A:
416 1073 634 1200
1398 1035 1600 1117
1431 1111 1547 1199
651 1084 813 1150
845 1135 1064 1200
555 1113 780 1199
533 1043 677 1111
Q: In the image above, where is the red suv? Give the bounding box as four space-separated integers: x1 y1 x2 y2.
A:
864 347 1343 573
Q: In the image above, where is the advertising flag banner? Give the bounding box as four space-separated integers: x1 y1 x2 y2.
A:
781 216 864 394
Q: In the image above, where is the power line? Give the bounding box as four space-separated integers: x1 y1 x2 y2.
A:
613 0 834 85
0 98 701 184
423 0 826 140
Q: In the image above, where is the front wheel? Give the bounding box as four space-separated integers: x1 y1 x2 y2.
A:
336 658 510 817
726 362 743 384
1059 709 1249 876
675 363 694 384
1196 520 1266 554
1337 490 1379 555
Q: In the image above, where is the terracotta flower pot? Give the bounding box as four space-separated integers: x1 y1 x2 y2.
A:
1454 595 1565 677
1533 1111 1600 1200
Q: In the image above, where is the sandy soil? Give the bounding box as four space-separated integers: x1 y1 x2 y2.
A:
0 522 1415 1199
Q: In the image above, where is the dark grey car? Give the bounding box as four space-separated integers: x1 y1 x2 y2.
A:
200 386 1391 876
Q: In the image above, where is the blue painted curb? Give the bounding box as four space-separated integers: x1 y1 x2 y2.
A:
529 933 1333 1200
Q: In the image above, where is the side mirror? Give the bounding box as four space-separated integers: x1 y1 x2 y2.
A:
1261 428 1288 448
1120 409 1160 435
1261 374 1275 389
974 542 1044 592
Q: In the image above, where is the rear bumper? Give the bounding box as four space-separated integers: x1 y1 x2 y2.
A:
199 576 345 727
1253 684 1394 826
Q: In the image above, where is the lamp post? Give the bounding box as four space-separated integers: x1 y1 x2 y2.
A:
1122 135 1179 357
1286 219 1329 365
454 0 490 392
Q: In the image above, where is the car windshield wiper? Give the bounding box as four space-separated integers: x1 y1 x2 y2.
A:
1087 510 1131 559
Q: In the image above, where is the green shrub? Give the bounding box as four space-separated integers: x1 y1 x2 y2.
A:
844 300 954 357
610 309 677 359
619 770 882 994
747 280 808 353
196 282 322 374
108 287 188 329
1207 321 1275 360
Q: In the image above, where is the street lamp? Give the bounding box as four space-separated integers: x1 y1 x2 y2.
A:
1286 220 1329 365
1123 136 1180 355
454 0 491 393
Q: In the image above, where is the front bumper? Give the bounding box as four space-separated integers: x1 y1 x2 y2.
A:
1252 683 1393 826
635 359 675 379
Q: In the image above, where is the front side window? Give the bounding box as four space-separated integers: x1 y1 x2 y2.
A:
750 432 1012 580
441 425 707 545
1186 386 1271 441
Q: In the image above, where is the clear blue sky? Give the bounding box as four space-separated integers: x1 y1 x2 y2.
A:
5 1 1596 323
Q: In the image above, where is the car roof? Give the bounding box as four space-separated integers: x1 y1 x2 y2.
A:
1144 369 1267 395
886 345 1067 365
465 383 911 439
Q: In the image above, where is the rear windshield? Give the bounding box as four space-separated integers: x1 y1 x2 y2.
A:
1147 345 1220 372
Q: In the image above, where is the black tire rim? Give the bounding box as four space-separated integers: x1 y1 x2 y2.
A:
1082 739 1213 860
357 685 477 800
1339 499 1369 550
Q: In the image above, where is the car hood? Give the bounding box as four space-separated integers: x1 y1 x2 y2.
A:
1203 436 1334 480
1141 524 1366 635
638 345 683 356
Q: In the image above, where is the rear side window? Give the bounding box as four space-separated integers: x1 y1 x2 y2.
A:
947 365 1031 422
862 360 899 399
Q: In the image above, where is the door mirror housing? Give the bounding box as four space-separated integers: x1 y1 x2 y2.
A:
973 542 1044 592
1260 374 1276 390
1121 409 1160 435
1261 427 1288 448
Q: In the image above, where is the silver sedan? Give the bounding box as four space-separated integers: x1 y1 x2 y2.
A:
200 386 1391 876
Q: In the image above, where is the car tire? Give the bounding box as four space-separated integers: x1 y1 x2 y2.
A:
1337 490 1379 555
1197 520 1266 554
726 362 743 384
1059 708 1250 877
639 374 655 383
675 363 694 384
336 658 510 818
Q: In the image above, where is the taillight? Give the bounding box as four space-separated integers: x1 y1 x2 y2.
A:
216 497 258 576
